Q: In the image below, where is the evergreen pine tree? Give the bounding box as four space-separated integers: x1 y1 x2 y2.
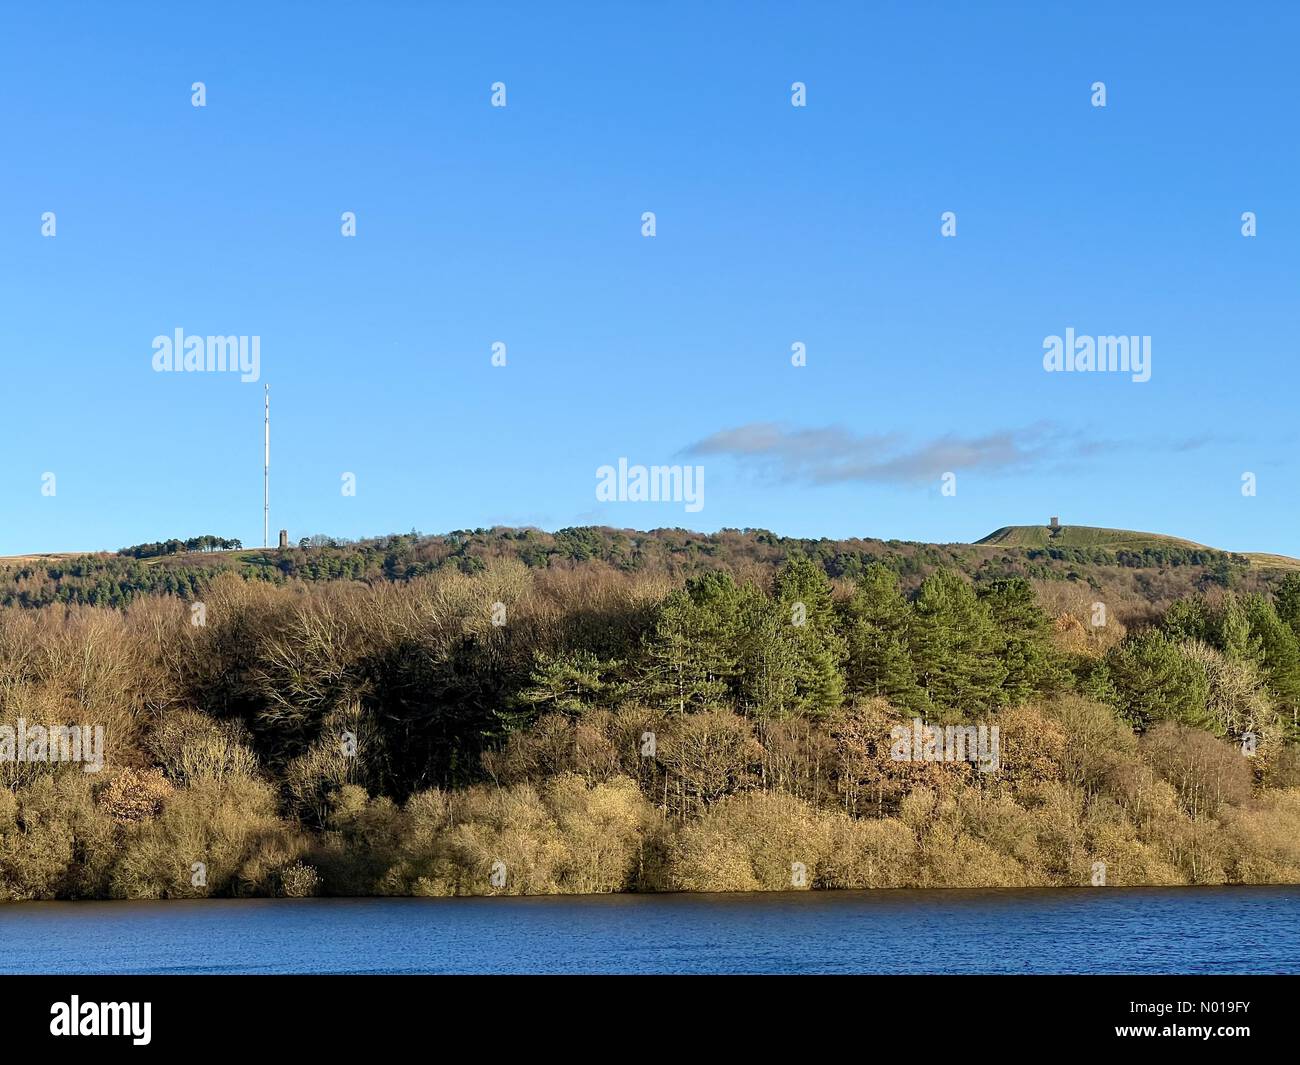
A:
1162 596 1213 643
1213 593 1264 663
1243 593 1300 726
641 571 744 713
1101 630 1212 732
770 554 846 717
1275 574 1300 636
909 569 1007 717
978 576 1064 704
843 563 926 711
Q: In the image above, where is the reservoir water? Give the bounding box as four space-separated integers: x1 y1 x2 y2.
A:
1 886 1296 974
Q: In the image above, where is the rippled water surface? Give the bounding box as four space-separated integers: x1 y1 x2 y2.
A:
1 887 1297 974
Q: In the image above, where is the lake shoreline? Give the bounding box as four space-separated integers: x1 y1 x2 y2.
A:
3 880 1300 907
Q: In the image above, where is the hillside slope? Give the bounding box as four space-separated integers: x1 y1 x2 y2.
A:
977 523 1300 570
976 524 1210 551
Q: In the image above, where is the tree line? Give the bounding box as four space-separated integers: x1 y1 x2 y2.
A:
119 535 243 558
3 548 1300 899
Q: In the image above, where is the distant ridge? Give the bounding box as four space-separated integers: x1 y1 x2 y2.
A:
4 524 1300 610
976 523 1300 570
975 524 1210 550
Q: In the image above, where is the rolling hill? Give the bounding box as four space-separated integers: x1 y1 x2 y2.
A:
976 524 1300 570
976 524 1212 551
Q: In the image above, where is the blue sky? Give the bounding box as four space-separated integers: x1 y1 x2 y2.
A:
2 2 1296 555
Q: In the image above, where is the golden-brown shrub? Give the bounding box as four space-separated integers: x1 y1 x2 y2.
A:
149 710 259 785
110 776 296 898
392 774 656 896
667 791 836 892
0 774 117 899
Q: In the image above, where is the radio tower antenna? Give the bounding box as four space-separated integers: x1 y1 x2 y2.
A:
263 384 270 549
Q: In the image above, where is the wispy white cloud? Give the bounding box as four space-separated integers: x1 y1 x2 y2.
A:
683 421 1214 486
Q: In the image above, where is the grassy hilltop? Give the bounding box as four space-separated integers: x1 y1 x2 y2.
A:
978 523 1300 572
977 524 1211 551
